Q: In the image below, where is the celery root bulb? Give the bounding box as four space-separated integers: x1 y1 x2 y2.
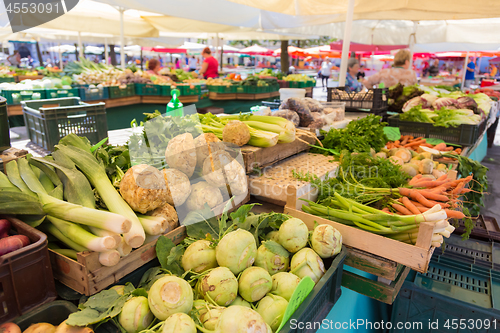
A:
222 120 250 146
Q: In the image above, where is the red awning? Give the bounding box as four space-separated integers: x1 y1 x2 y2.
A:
142 47 188 53
330 41 408 53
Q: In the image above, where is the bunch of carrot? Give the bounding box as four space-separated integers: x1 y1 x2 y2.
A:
386 135 462 155
384 173 472 219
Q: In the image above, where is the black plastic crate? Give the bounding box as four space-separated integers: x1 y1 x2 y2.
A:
327 86 388 113
280 246 347 333
22 97 108 152
432 233 500 271
0 96 10 152
135 83 161 96
108 84 135 98
261 99 281 109
77 85 109 101
388 114 486 146
454 215 500 243
14 301 77 330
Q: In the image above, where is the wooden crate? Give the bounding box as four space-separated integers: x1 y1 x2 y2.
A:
249 153 339 205
0 147 28 173
241 133 318 174
7 105 22 116
208 92 236 100
342 247 411 304
236 93 257 100
284 187 437 273
49 227 187 296
270 91 280 98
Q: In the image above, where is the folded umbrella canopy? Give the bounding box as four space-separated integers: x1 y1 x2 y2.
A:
239 44 274 55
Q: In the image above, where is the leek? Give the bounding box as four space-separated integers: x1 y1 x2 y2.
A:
45 223 87 253
137 215 167 236
5 160 36 197
0 191 44 215
47 216 116 252
116 237 132 257
52 248 79 260
17 158 132 234
0 171 20 191
88 227 122 245
99 250 121 266
55 144 145 248
221 114 296 144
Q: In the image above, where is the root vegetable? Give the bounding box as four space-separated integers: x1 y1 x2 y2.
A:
148 276 193 320
146 203 179 234
229 296 251 308
271 272 301 301
0 219 10 238
419 159 434 174
401 164 418 178
119 165 167 214
119 296 154 333
265 231 280 242
197 267 238 306
186 182 223 211
110 285 126 295
389 156 404 166
23 323 54 333
53 321 93 333
181 240 217 273
162 313 196 333
202 151 247 196
0 235 30 256
238 267 273 302
162 169 191 207
216 229 257 274
222 120 251 146
256 294 288 332
394 149 412 163
194 133 224 168
199 306 225 331
213 306 268 333
310 224 342 258
278 218 308 253
165 133 197 178
254 241 290 275
290 248 325 284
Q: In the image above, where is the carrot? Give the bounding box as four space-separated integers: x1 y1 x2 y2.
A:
392 203 413 215
460 188 472 194
421 144 434 148
444 146 454 151
429 186 447 193
404 140 426 148
399 188 435 208
448 175 473 187
417 190 450 202
401 136 409 145
417 206 429 213
387 143 393 149
381 207 394 215
444 209 466 219
412 180 448 188
409 175 423 186
437 174 448 181
451 182 466 195
402 197 421 215
434 142 447 151
426 200 450 208
455 148 462 154
394 140 400 145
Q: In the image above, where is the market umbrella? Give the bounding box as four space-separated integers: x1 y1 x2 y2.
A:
274 46 306 57
239 45 274 55
489 57 500 64
330 41 408 53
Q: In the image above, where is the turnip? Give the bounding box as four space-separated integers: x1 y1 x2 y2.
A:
148 276 193 320
181 240 217 273
310 225 342 258
254 241 289 275
109 285 126 295
216 229 257 275
238 267 272 302
270 272 301 301
229 296 251 308
256 294 288 332
265 231 280 242
278 218 308 253
119 164 168 214
211 306 269 333
162 313 196 333
290 248 325 284
119 296 154 333
199 306 225 330
197 267 238 306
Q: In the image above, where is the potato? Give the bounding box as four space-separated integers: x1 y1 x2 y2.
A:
165 133 196 177
222 120 250 146
23 323 55 333
202 151 247 196
147 203 179 233
194 133 225 168
119 165 168 214
162 168 191 207
0 323 21 333
186 182 223 211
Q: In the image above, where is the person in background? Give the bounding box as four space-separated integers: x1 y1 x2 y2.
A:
188 56 197 72
464 57 476 88
320 56 333 90
421 60 430 77
175 58 180 69
428 59 440 77
363 49 417 88
7 50 21 67
346 58 363 92
199 47 219 79
489 64 498 78
17 43 31 58
382 61 391 69
146 58 161 75
356 64 366 80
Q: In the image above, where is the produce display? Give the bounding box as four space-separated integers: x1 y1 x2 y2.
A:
283 74 315 82
206 78 233 86
279 97 345 129
0 218 30 256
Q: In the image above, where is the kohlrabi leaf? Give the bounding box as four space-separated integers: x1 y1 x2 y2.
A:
264 240 290 258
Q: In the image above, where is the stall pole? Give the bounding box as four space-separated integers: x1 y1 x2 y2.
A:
338 0 355 87
58 43 63 70
119 8 126 69
370 34 374 73
104 38 109 64
77 31 83 59
220 38 224 72
409 22 417 68
140 47 143 70
461 51 469 90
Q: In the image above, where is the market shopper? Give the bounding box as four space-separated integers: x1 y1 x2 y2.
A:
465 58 476 87
188 56 197 72
363 49 417 88
428 59 440 77
147 59 161 75
320 56 333 89
199 47 219 79
346 58 363 92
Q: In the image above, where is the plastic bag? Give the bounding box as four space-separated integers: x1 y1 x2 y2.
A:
272 109 300 126
280 98 314 127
